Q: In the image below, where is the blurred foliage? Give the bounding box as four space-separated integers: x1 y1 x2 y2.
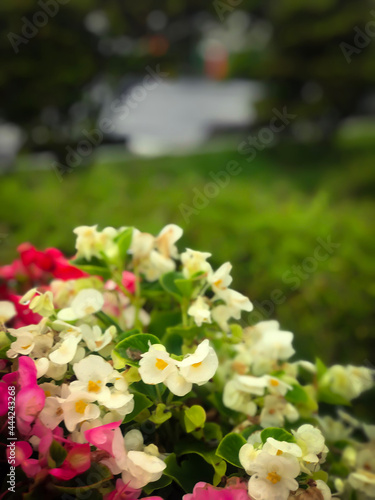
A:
2 0 375 149
0 145 374 370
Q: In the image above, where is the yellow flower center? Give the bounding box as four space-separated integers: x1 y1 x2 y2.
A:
214 279 222 287
266 471 281 484
22 344 31 350
270 379 279 387
155 358 168 370
88 380 101 392
84 305 95 315
192 362 202 368
276 449 283 456
44 390 51 397
75 400 88 414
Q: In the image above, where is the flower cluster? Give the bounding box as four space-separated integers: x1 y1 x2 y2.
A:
0 224 373 500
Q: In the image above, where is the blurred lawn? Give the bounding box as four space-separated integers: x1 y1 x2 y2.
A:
1 144 375 370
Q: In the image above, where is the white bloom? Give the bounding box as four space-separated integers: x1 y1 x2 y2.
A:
208 262 233 295
260 395 299 428
155 224 183 259
122 305 150 329
349 470 375 497
39 396 65 429
70 355 114 400
178 339 218 385
31 333 54 358
211 305 233 332
247 451 300 500
292 424 328 468
139 344 178 385
130 230 154 260
29 291 55 317
45 361 67 380
265 376 292 396
321 365 374 400
262 438 302 459
35 357 50 378
222 374 268 415
60 391 100 432
121 450 166 489
57 288 104 321
219 288 253 316
49 335 81 364
188 296 212 327
19 288 38 305
0 301 16 323
73 225 119 260
7 333 35 358
164 370 192 397
124 429 144 451
252 329 295 362
81 324 114 352
239 443 261 474
181 248 212 278
315 480 332 500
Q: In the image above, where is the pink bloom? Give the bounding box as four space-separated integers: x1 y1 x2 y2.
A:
183 480 250 500
122 271 136 294
49 443 91 480
104 479 142 500
85 420 122 456
6 441 41 477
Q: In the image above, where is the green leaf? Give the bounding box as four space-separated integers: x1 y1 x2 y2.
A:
52 463 112 493
318 387 351 406
183 405 206 433
116 328 142 343
123 392 153 423
165 324 204 342
163 331 183 356
260 427 295 444
113 333 160 367
160 271 186 299
164 453 214 492
175 439 226 486
228 324 243 343
76 265 112 279
131 380 166 401
316 357 328 379
216 433 247 468
149 310 182 339
285 384 309 404
149 403 172 425
143 474 172 495
204 422 223 443
49 440 67 468
241 425 263 440
115 227 133 260
174 278 194 297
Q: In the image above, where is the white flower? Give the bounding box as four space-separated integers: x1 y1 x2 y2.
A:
219 289 253 316
181 248 212 278
130 230 154 260
262 438 302 459
45 361 67 380
19 288 38 305
349 470 375 497
73 225 119 260
29 291 55 317
178 339 218 385
239 443 261 474
35 357 50 378
315 480 332 500
60 391 100 432
7 333 35 358
39 396 65 429
139 344 178 385
292 424 328 470
321 365 374 400
188 296 212 327
211 305 233 332
121 450 166 489
251 326 295 363
260 395 299 428
57 288 104 321
0 301 16 323
122 305 150 330
70 355 114 400
49 335 81 364
208 262 233 295
223 379 258 415
81 324 114 352
155 224 183 259
265 376 292 396
164 371 192 397
246 452 300 500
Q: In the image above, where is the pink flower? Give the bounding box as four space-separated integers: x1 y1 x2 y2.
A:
183 480 250 500
104 479 142 500
122 271 136 294
49 443 91 480
85 420 122 456
6 441 41 477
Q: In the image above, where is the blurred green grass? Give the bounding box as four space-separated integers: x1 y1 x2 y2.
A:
1 145 375 368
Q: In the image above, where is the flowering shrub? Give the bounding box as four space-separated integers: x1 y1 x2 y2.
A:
0 224 374 500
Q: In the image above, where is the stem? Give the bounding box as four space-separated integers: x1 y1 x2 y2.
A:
155 384 163 404
181 298 188 327
95 311 121 333
134 267 142 330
